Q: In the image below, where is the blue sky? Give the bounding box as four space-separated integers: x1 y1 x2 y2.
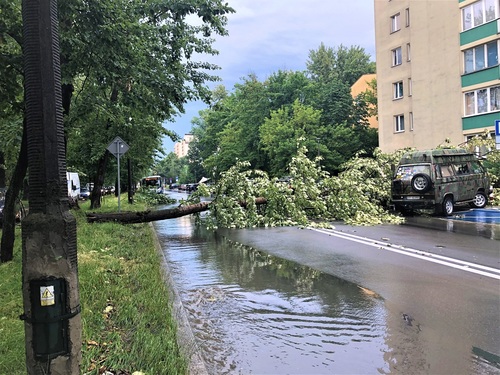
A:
163 0 376 153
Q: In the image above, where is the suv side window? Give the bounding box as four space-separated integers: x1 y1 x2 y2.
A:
470 161 484 174
454 163 470 175
440 164 454 178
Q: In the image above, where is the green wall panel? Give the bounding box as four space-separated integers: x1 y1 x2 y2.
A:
462 112 500 130
462 66 500 87
460 21 498 46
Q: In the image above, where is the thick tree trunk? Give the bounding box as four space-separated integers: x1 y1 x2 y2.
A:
87 201 211 223
0 151 5 188
90 88 119 209
86 197 268 224
89 151 109 209
0 121 28 263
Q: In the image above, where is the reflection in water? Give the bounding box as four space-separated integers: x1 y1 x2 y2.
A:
155 215 391 374
453 209 500 224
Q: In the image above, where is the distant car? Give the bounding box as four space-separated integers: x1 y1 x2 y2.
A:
0 198 4 228
79 188 91 200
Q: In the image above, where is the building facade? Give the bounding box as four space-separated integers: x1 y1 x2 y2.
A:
374 0 499 152
351 73 379 129
173 133 194 158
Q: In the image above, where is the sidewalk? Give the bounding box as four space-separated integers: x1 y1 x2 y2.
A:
404 207 500 240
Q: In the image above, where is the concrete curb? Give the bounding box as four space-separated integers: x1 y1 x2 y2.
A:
150 223 209 375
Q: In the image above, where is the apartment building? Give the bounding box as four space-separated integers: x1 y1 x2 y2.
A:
173 133 194 158
374 0 499 152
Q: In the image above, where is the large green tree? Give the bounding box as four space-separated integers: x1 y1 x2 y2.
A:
260 100 322 176
0 0 23 189
306 43 375 86
188 46 378 178
58 0 234 208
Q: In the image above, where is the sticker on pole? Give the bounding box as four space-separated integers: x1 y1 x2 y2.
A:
40 286 55 306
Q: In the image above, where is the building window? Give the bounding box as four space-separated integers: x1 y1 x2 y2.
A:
392 47 402 66
465 92 475 115
394 114 405 132
490 86 500 110
463 85 500 115
405 8 410 27
462 0 498 31
393 81 404 99
406 43 411 61
464 41 498 74
391 13 401 33
477 89 488 113
408 78 412 96
409 112 414 131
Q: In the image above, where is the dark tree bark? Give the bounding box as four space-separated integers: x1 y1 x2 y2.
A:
90 87 119 209
90 151 109 209
127 157 134 204
0 151 5 188
0 120 28 263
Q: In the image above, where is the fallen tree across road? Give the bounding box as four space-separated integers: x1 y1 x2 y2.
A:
86 202 211 224
86 197 268 224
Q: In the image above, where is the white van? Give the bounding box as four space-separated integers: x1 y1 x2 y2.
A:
66 172 80 199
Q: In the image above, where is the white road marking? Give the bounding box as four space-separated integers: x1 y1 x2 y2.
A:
309 228 500 280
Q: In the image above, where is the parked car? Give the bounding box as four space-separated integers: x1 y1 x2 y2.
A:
79 188 91 200
391 148 492 216
0 188 25 226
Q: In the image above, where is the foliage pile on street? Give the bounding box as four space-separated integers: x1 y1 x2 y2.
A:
193 143 405 229
464 133 500 206
0 199 188 374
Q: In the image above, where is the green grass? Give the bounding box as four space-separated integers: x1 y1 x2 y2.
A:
0 197 188 374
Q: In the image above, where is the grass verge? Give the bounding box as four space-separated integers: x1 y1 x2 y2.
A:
0 197 187 374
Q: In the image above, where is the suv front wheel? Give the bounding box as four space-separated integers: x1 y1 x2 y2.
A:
442 196 454 216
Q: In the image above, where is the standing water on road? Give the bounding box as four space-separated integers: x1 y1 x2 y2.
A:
154 214 393 374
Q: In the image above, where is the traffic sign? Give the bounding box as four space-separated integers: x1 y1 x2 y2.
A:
107 136 129 157
495 120 500 150
106 136 130 212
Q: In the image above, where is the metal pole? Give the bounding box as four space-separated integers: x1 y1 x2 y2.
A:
117 140 121 212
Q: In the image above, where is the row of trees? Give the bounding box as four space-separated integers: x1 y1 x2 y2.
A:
0 0 235 261
0 0 235 193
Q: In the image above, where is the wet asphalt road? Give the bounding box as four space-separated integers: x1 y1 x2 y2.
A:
219 222 500 374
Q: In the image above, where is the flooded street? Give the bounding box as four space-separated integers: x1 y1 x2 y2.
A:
154 192 500 374
155 214 390 374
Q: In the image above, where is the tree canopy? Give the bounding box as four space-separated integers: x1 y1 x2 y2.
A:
0 0 234 198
